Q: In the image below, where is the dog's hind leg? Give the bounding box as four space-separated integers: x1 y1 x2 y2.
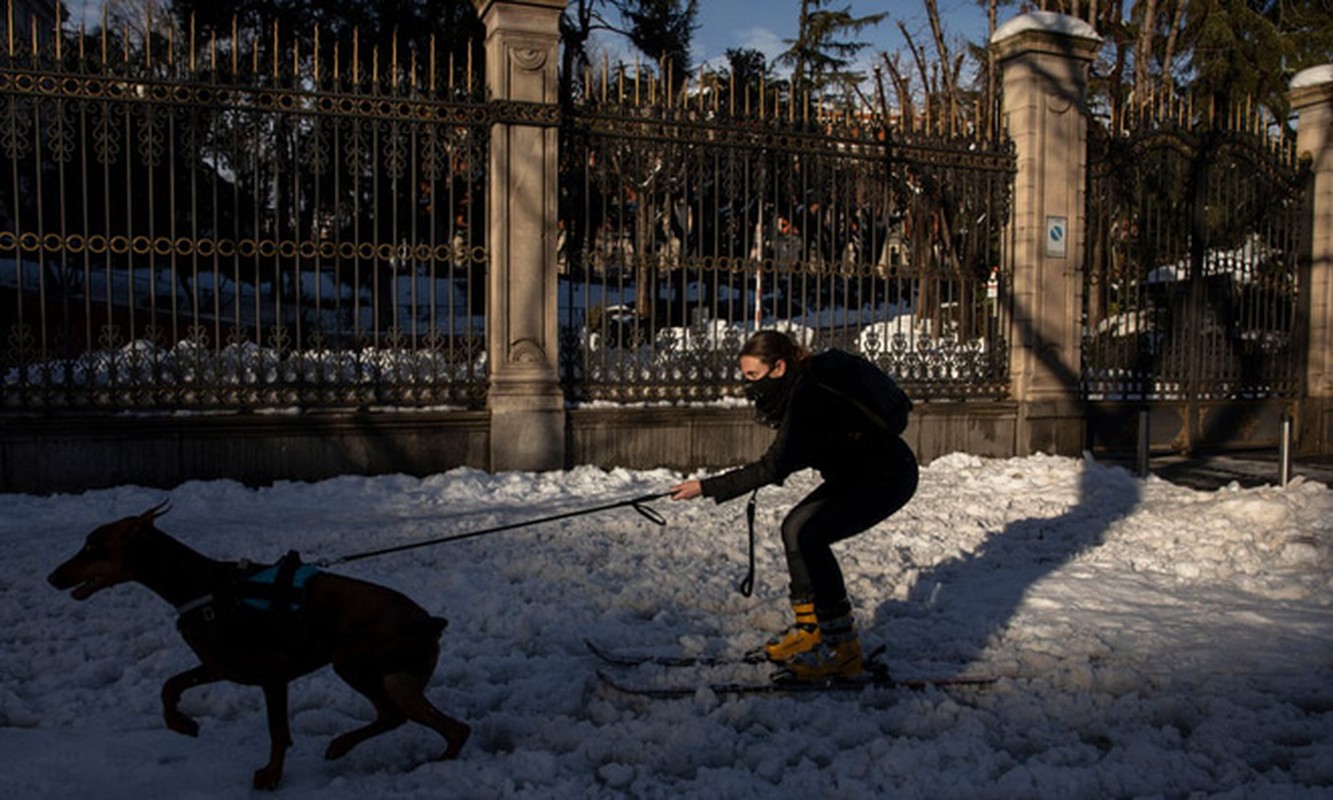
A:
387 675 471 761
253 682 293 791
324 665 408 760
161 664 223 738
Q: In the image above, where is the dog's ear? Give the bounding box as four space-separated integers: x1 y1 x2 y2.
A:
138 500 171 524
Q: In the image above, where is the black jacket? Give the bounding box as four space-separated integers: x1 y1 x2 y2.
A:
701 349 912 503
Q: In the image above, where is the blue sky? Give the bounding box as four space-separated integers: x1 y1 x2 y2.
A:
684 0 992 71
61 0 997 78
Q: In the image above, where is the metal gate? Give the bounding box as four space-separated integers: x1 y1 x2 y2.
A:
1083 99 1308 452
0 23 490 411
558 69 1016 404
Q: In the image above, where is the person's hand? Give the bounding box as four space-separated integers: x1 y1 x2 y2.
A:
670 480 702 501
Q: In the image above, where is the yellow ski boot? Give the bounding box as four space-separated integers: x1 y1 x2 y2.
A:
781 614 863 682
761 601 820 663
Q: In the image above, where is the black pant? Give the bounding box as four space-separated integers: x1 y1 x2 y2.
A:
780 437 918 621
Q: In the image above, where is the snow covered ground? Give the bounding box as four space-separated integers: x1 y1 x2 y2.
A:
3 453 1333 798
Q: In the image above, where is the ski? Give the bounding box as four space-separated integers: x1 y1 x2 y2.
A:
585 639 995 681
587 639 999 698
584 637 764 668
597 668 997 699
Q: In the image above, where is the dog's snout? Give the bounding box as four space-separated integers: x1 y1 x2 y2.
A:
47 558 69 584
47 560 76 589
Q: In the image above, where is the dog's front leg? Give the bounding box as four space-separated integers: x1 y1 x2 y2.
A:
161 664 222 737
253 681 292 791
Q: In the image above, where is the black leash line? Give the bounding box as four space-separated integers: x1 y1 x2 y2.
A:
318 491 671 567
738 489 758 597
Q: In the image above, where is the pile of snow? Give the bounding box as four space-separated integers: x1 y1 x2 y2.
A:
2 453 1332 798
1145 234 1281 286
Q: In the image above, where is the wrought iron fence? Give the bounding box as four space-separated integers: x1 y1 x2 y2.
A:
3 17 1019 415
558 69 1016 404
1083 97 1307 406
0 20 490 411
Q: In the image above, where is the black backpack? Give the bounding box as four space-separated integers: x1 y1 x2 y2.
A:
816 352 913 436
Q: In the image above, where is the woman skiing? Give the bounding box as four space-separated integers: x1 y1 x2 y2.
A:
670 330 918 681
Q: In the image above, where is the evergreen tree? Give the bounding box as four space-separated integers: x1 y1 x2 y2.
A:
561 0 618 106
726 47 774 93
168 0 482 83
1184 0 1333 119
614 0 699 91
778 0 887 99
713 47 780 111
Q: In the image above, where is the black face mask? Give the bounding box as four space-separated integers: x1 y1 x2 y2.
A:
744 370 794 427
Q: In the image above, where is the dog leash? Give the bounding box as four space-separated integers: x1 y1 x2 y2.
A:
738 489 758 597
317 492 670 567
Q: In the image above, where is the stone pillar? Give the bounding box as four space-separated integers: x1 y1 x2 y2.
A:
993 12 1102 456
475 0 566 471
1291 65 1333 455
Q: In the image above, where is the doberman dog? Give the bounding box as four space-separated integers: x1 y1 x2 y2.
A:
47 502 470 790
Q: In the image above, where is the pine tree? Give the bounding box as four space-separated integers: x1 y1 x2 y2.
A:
615 0 699 91
725 47 775 97
1180 0 1333 120
561 0 617 106
778 0 888 100
168 0 482 82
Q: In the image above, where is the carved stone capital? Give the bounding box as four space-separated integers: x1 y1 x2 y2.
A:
510 47 547 73
507 337 549 368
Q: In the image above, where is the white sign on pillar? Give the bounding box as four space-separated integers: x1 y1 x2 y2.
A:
1045 216 1067 258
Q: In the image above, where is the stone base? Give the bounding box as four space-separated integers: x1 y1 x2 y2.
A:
488 372 566 472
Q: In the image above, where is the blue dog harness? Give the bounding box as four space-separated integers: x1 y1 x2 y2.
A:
176 551 320 621
239 562 320 611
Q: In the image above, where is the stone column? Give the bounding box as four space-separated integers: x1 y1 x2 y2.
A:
475 0 566 471
1291 65 1333 455
993 12 1102 456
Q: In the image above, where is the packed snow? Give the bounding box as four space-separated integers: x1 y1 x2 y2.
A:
3 453 1333 798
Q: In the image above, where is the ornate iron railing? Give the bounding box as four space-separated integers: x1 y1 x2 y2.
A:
558 70 1016 404
1083 97 1307 406
2 17 1019 414
0 20 490 411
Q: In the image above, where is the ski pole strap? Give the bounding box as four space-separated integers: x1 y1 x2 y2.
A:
738 489 757 597
321 491 670 566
